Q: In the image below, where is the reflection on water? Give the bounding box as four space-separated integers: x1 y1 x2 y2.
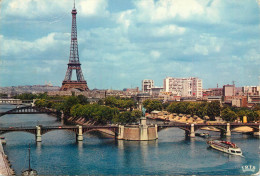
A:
0 105 259 175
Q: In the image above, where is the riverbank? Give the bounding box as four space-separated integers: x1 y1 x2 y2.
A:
201 126 253 133
0 140 15 175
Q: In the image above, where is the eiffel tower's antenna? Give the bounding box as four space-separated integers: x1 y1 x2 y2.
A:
74 0 75 9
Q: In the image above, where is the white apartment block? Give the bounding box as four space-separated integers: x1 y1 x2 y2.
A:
242 86 260 95
163 77 203 98
142 79 154 93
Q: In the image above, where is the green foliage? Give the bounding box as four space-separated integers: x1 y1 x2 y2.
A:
221 107 238 122
14 93 38 100
247 111 259 122
62 96 80 115
13 92 67 101
162 102 170 110
113 110 141 124
230 107 260 122
142 99 162 113
207 101 221 120
104 96 135 110
98 99 104 105
77 95 89 105
167 101 220 119
70 104 121 124
35 99 52 108
0 93 8 98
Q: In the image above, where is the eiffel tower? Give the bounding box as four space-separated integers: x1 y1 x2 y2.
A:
60 1 89 91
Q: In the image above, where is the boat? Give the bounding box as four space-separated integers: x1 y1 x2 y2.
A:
22 144 38 176
195 132 210 138
207 140 243 156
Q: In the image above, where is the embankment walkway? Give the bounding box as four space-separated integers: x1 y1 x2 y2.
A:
0 140 14 175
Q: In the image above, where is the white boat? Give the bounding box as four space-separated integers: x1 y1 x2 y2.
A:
207 140 243 156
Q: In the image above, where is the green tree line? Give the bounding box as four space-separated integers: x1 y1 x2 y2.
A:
142 99 260 122
35 95 141 125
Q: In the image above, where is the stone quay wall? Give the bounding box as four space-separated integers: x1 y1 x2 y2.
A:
0 141 15 175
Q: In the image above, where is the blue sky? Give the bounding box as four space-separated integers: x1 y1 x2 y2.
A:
0 0 259 90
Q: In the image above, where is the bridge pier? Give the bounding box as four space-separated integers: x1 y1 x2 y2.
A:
117 125 124 140
36 126 42 142
76 125 83 141
226 123 231 137
140 117 148 141
155 124 158 139
253 125 260 137
190 124 195 138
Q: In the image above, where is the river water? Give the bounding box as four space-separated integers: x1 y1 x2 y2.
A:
0 105 259 175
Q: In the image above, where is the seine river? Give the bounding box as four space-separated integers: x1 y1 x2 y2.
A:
0 105 259 175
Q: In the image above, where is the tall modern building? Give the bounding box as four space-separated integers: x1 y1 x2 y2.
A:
163 77 202 98
142 79 154 93
60 1 89 91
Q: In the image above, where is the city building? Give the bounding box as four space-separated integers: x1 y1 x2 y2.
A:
150 87 163 96
223 84 235 97
242 86 260 96
142 79 154 93
163 77 203 98
203 88 223 96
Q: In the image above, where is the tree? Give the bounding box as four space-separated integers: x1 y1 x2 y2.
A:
196 102 208 117
143 99 162 113
221 107 238 122
247 111 258 122
162 102 170 110
105 96 117 107
70 104 83 118
167 102 178 113
186 102 198 116
97 99 104 105
62 96 80 115
207 101 221 120
77 95 89 105
131 110 142 119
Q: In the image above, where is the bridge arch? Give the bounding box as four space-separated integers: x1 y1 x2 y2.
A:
194 125 226 133
158 126 190 133
0 130 36 135
230 126 256 132
82 128 117 136
0 106 54 117
41 128 77 135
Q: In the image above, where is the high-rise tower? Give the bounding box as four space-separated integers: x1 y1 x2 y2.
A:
60 1 89 91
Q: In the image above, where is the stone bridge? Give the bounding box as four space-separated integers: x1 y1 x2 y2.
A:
157 122 260 137
0 99 33 105
0 125 119 142
0 106 54 117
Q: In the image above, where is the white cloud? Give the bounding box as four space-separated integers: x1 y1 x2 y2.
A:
1 33 68 57
194 44 209 55
150 50 161 59
154 25 186 37
34 67 51 73
117 10 134 30
134 0 205 23
79 0 109 17
3 0 109 19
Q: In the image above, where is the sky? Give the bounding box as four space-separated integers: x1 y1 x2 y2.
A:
0 0 260 90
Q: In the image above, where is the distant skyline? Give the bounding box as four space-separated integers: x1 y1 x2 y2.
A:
0 0 259 90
